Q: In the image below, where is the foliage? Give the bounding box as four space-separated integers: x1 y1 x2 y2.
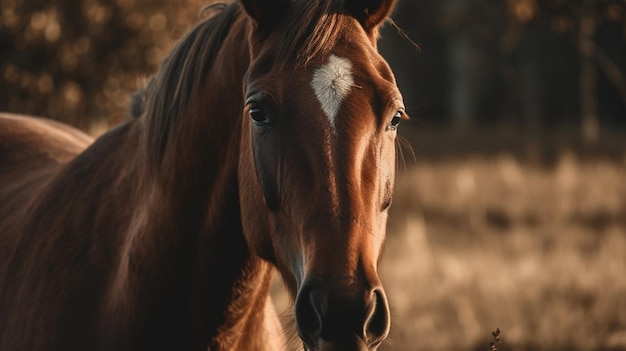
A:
0 0 208 130
0 0 624 131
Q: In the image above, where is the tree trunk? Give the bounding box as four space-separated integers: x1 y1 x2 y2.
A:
579 0 599 145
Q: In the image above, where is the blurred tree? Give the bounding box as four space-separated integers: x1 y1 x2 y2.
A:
506 0 626 138
381 0 626 132
0 0 205 132
1 0 624 133
440 0 508 130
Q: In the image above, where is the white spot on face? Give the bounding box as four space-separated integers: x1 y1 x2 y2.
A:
311 55 354 130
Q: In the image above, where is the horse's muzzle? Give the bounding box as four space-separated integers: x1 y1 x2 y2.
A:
295 280 390 351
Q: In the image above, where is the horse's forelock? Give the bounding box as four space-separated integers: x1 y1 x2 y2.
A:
272 0 353 68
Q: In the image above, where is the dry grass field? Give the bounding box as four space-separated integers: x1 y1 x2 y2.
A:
272 127 626 351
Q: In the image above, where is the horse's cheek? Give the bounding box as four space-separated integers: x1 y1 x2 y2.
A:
250 134 281 211
239 140 276 262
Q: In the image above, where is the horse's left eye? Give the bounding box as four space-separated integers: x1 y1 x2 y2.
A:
388 111 402 131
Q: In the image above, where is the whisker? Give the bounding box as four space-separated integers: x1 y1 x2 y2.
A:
387 18 421 52
395 135 415 172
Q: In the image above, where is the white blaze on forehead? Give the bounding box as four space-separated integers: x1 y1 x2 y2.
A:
311 55 354 129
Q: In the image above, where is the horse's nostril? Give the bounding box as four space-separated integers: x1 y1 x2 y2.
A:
295 284 326 346
363 288 391 346
296 283 390 348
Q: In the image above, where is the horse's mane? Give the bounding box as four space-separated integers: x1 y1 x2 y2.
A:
137 0 351 163
137 2 239 163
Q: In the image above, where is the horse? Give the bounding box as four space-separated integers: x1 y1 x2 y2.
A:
0 0 406 350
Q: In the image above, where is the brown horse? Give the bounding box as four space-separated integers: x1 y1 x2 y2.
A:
0 0 406 350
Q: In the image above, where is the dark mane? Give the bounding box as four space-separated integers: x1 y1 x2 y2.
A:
141 2 241 163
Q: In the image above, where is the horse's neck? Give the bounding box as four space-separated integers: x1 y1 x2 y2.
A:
109 17 276 350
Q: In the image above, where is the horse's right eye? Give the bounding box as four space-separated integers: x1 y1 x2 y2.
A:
249 107 270 126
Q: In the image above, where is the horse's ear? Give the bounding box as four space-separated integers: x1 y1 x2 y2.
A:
240 0 290 30
345 0 396 30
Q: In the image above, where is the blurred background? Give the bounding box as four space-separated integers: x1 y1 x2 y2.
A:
1 0 625 350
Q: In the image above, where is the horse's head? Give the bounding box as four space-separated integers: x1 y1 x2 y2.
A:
237 0 402 349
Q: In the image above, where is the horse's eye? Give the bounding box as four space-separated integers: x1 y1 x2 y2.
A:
249 107 270 126
388 111 402 131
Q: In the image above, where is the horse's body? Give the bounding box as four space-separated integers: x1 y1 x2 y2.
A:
0 1 405 350
0 111 280 350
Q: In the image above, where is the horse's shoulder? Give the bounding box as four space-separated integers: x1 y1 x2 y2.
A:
0 113 94 245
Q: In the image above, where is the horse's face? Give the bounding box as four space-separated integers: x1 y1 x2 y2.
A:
238 0 400 349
